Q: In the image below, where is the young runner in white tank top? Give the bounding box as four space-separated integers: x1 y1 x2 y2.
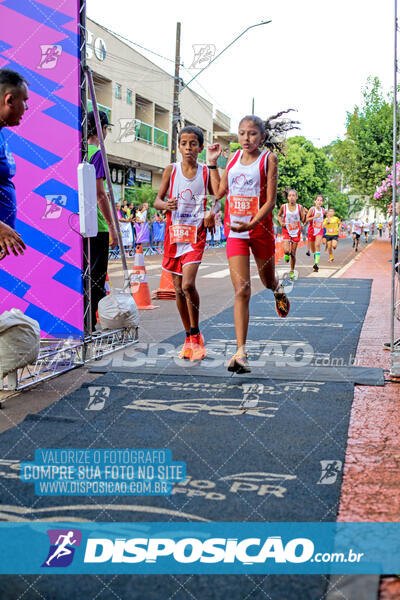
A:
305 194 325 272
277 190 306 280
154 127 221 362
216 115 292 374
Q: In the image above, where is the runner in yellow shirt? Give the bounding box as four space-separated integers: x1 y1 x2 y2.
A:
323 208 341 263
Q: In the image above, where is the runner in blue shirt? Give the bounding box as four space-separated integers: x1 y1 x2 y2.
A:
0 69 28 257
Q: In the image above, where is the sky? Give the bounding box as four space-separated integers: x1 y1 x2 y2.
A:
87 0 394 147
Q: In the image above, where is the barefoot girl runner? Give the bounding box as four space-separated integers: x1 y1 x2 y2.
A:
154 126 221 361
305 194 325 272
277 189 306 280
216 113 297 374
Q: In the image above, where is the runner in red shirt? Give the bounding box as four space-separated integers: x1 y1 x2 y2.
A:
277 190 306 280
216 113 296 373
305 194 325 272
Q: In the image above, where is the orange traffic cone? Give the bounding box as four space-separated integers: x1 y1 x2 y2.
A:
104 272 111 294
275 234 284 262
152 267 176 300
131 245 158 310
97 273 111 321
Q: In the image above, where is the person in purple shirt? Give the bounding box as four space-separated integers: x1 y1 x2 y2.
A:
87 110 118 329
0 69 28 258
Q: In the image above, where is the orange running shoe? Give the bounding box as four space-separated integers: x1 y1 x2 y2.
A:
190 333 207 361
178 338 193 360
274 286 290 318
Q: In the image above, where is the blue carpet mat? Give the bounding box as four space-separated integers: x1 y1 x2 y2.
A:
0 278 373 599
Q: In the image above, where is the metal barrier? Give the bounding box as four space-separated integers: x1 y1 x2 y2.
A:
0 327 138 397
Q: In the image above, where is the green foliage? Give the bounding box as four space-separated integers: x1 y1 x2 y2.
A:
324 183 351 220
124 184 158 212
328 76 393 212
276 136 332 208
230 142 242 153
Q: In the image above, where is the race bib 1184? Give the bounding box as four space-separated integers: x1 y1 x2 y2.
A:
169 224 197 244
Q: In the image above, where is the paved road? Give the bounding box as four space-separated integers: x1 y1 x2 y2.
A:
0 234 375 432
108 234 374 344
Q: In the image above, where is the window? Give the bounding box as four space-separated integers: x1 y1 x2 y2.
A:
115 83 121 99
127 89 133 104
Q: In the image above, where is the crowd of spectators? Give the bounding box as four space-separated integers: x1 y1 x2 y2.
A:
111 199 225 257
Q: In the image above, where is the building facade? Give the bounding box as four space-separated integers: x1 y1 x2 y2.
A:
86 19 235 201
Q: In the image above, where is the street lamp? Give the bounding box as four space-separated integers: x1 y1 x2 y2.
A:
171 19 272 161
180 19 272 91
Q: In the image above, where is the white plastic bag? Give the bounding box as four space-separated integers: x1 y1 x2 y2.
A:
0 309 40 375
97 291 139 331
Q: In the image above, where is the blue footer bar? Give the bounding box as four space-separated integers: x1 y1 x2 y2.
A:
1 522 399 574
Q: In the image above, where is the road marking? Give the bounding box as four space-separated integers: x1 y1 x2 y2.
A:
307 268 337 278
286 297 355 304
109 263 160 271
108 265 161 278
202 268 231 278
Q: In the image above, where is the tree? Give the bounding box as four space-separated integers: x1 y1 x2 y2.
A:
276 136 331 208
328 77 393 212
229 142 242 153
124 184 158 216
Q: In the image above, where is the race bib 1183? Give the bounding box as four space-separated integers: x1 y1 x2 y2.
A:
229 196 259 217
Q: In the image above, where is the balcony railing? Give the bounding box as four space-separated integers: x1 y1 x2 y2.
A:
197 151 227 168
134 119 152 144
87 100 112 122
217 156 228 169
154 127 168 149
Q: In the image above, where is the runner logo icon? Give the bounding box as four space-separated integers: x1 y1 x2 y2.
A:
42 529 82 567
37 45 62 69
317 460 342 485
86 386 110 411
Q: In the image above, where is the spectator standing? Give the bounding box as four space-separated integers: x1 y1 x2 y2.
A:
87 110 118 329
119 204 133 256
0 68 28 258
136 202 148 223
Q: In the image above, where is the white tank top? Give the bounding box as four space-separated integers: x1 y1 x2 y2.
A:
226 149 270 239
165 162 208 258
283 203 301 238
312 207 324 230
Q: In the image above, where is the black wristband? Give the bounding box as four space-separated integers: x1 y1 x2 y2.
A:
207 165 217 169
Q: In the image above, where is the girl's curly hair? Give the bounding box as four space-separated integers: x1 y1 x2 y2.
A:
239 109 300 152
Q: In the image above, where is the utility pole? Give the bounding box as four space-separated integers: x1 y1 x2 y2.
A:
171 22 181 163
251 97 254 114
390 0 398 370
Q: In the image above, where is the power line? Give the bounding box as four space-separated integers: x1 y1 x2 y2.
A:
91 21 179 66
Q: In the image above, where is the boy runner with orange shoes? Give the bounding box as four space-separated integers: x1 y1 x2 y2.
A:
154 126 221 362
